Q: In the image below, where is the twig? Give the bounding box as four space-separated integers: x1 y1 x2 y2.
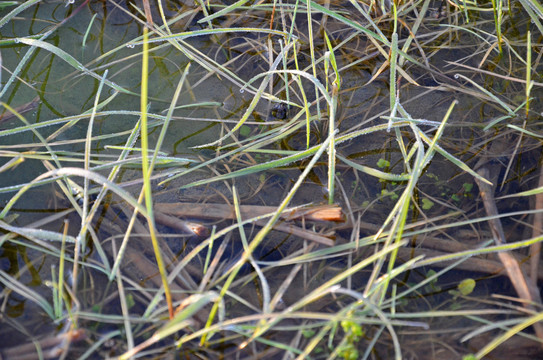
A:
530 164 543 286
474 162 543 341
154 202 344 222
153 207 336 247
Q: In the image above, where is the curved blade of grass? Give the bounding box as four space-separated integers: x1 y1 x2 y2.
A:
518 0 543 36
120 292 219 360
0 1 20 10
88 37 262 97
0 0 89 98
454 73 515 116
197 0 251 23
474 311 543 359
0 269 54 319
0 219 77 243
181 144 320 189
78 330 121 360
507 124 543 138
16 38 138 96
0 0 40 28
461 316 540 346
82 13 97 49
129 27 294 46
499 186 543 198
418 131 491 185
0 110 163 139
80 69 108 254
182 121 411 189
0 167 148 220
336 154 410 181
240 69 332 106
301 0 385 43
194 41 294 148
232 187 271 313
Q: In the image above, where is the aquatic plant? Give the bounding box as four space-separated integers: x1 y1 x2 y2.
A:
0 1 543 359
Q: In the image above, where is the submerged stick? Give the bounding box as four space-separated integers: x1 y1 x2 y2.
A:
474 155 543 341
154 202 344 222
530 165 543 287
153 205 337 246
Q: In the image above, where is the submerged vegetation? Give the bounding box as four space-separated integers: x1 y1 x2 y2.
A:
1 0 543 358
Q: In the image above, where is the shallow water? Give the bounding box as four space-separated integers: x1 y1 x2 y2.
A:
1 1 542 358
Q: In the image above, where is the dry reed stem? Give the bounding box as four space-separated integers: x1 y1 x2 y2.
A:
153 206 337 246
474 165 543 341
530 164 543 286
401 246 543 279
154 202 344 222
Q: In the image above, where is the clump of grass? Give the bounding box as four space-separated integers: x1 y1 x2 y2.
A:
0 0 543 359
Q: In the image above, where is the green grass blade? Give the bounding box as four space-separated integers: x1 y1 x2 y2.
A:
16 38 138 96
336 154 410 181
0 269 54 319
0 0 39 28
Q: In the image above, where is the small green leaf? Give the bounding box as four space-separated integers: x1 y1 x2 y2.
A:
422 198 434 210
126 293 135 309
424 270 441 292
458 278 476 296
381 189 398 201
376 158 390 168
463 183 473 193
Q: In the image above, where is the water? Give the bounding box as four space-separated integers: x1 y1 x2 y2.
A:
1 1 542 358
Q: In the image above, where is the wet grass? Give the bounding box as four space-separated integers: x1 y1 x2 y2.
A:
1 0 543 359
